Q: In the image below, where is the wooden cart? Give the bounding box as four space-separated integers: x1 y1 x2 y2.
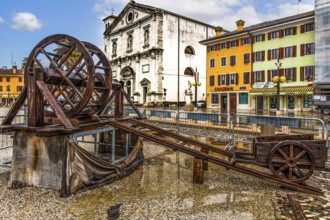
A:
235 134 328 183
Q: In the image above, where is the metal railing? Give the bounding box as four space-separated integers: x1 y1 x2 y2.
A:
0 113 27 167
125 108 327 141
1 108 330 167
229 114 326 149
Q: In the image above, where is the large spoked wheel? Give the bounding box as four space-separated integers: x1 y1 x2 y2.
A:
25 34 95 118
81 41 112 115
268 141 315 183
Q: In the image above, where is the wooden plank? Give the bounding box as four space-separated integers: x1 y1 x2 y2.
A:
193 158 204 184
254 134 313 143
27 68 44 127
35 69 45 126
115 87 123 117
100 90 116 115
121 88 144 118
36 80 73 129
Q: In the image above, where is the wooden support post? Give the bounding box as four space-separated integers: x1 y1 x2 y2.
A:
201 148 209 171
27 68 44 127
193 157 204 184
115 82 124 117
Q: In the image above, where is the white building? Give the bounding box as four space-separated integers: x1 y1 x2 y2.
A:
103 1 216 106
315 0 330 84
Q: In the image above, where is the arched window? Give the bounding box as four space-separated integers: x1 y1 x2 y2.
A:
184 67 194 76
184 46 195 55
127 34 133 51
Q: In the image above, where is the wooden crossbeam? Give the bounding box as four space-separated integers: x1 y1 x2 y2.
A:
36 80 73 129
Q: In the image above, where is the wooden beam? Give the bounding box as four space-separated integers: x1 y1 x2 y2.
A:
115 85 123 117
27 68 44 127
121 88 144 118
36 80 73 129
193 158 204 184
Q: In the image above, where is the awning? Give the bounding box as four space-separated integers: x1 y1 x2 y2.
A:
249 87 313 96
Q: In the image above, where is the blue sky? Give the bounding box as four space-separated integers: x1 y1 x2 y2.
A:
0 0 315 69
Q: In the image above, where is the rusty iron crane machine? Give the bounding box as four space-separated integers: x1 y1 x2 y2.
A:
0 34 328 196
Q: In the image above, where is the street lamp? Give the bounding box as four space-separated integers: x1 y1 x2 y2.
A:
163 88 167 101
191 67 201 108
272 57 286 111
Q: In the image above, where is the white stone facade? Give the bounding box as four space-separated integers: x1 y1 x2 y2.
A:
103 2 214 105
315 0 330 84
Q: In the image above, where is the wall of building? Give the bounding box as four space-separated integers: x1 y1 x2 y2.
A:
315 0 330 83
104 4 214 105
206 33 252 111
162 13 213 103
0 66 24 106
251 17 315 112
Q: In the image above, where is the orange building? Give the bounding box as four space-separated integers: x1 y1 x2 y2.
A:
200 20 252 112
0 65 24 106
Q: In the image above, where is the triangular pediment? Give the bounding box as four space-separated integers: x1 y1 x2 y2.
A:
109 3 154 33
140 78 151 86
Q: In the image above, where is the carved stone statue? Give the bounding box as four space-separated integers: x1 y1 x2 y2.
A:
187 81 192 94
112 42 117 55
127 35 133 50
144 29 149 45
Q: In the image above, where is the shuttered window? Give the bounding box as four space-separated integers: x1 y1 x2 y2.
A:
210 75 215 86
243 72 250 84
230 73 238 85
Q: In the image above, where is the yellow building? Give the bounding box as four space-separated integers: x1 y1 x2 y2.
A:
200 20 252 112
0 65 24 106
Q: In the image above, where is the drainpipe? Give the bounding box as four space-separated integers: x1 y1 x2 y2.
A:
177 17 180 112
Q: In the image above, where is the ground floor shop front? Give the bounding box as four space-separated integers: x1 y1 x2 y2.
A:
208 92 249 113
249 86 314 113
208 86 313 113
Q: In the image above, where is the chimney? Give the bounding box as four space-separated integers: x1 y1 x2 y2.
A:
214 26 223 37
12 65 17 74
236 19 245 31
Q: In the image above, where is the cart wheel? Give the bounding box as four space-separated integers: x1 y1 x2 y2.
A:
322 107 330 115
25 34 95 118
268 141 315 183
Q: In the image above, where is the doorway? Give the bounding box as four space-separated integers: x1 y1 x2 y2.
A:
288 95 295 109
143 87 148 103
257 96 263 110
221 94 227 112
126 80 131 98
229 93 237 113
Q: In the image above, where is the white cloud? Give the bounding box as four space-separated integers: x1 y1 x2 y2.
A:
11 12 43 31
278 3 314 17
0 17 5 23
93 0 315 30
